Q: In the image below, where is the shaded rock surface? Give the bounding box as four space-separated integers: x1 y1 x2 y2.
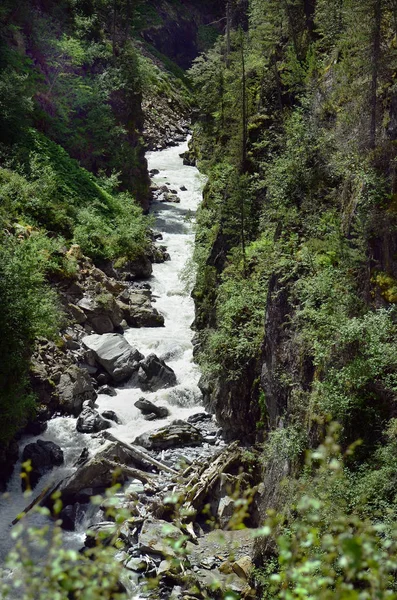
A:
134 397 169 419
82 333 143 383
129 353 177 392
134 420 203 450
60 442 135 502
22 440 64 489
76 407 112 434
57 366 97 416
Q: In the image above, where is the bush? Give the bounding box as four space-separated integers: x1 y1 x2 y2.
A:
0 232 61 443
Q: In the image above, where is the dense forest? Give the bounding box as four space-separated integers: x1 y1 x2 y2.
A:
2 0 397 598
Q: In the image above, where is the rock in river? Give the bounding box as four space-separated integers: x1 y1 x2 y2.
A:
22 439 64 489
82 333 143 383
57 365 97 416
134 397 169 419
134 420 203 450
129 354 177 392
76 407 112 434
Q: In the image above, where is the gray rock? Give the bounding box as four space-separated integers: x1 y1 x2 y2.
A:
134 397 169 419
76 407 112 434
98 385 117 397
101 410 120 424
120 292 164 328
57 366 97 416
129 354 176 392
138 519 182 557
68 303 87 324
187 412 212 425
22 440 64 489
82 333 143 383
77 295 122 334
60 442 134 501
134 420 203 450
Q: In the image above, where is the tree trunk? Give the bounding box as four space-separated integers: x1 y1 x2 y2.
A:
226 0 231 67
369 0 382 149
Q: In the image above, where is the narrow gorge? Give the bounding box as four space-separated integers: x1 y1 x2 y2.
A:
3 0 397 598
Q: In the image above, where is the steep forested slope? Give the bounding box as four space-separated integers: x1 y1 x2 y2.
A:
0 0 223 483
189 0 397 590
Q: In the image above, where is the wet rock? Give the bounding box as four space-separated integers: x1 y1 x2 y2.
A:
187 412 212 425
134 397 169 419
101 410 120 424
180 185 187 191
60 502 87 531
22 440 64 489
163 193 181 203
60 442 134 501
82 333 143 383
74 448 89 467
116 257 153 281
98 385 117 397
96 372 110 385
85 521 117 548
129 354 177 392
149 169 160 176
76 407 112 434
138 519 183 557
134 420 203 450
144 413 158 421
24 419 48 436
57 365 97 416
120 291 165 328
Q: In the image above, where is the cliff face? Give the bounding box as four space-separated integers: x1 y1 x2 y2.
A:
191 0 397 465
138 0 226 69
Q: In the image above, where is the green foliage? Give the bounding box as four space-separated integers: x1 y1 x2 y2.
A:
257 428 397 600
0 233 61 443
0 488 129 599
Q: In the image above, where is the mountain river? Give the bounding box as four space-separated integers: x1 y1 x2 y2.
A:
0 140 207 595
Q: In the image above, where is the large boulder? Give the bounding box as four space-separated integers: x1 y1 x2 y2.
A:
138 519 183 557
115 257 153 281
77 295 122 334
22 440 64 489
82 334 143 383
134 397 169 419
129 354 177 392
134 420 203 450
76 407 112 434
118 291 164 328
60 442 134 503
57 366 97 416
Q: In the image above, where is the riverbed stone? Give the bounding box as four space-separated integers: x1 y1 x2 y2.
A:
101 410 120 423
60 442 134 501
138 519 183 557
134 397 169 419
57 365 97 416
82 333 143 383
129 354 177 392
77 295 122 334
134 420 203 450
22 439 64 489
76 407 112 434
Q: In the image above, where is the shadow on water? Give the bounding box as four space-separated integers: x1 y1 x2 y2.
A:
152 201 197 234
